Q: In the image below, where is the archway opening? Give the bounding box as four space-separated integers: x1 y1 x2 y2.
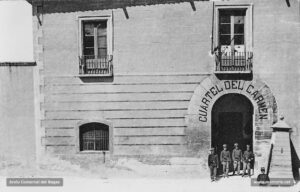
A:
211 93 254 157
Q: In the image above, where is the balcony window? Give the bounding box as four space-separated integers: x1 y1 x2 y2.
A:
213 5 253 73
79 17 113 76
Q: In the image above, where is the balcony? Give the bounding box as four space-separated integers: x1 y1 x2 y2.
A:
79 55 113 76
214 51 253 74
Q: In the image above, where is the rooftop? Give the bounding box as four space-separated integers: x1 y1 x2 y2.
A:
0 62 36 67
271 116 292 131
26 0 208 14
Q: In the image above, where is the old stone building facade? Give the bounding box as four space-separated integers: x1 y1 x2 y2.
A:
1 0 297 177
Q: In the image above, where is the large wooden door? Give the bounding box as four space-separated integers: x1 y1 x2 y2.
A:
218 112 243 150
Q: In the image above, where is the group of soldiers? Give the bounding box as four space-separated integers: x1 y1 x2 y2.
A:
208 143 254 182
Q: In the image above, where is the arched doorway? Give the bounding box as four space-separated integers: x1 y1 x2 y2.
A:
211 93 253 156
186 75 278 172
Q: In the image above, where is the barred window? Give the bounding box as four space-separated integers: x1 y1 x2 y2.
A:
79 123 109 151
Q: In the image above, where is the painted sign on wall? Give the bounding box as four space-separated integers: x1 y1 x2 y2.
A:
198 80 268 122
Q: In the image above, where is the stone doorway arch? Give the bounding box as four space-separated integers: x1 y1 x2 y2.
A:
185 74 278 170
211 93 254 156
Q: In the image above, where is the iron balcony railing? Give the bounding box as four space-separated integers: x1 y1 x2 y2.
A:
215 51 253 73
79 55 113 76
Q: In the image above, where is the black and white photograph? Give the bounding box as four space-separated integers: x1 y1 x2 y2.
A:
0 0 299 191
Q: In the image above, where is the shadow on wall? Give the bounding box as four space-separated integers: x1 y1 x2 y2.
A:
215 73 253 81
79 76 114 83
290 139 300 181
28 0 203 15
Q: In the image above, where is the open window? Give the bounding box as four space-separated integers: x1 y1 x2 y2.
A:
213 5 253 73
219 9 246 53
79 16 113 76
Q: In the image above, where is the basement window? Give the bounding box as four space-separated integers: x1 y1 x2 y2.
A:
79 122 109 151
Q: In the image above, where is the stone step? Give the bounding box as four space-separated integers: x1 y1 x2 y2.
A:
270 168 292 173
269 174 293 178
269 170 293 175
271 163 291 169
273 147 290 150
270 172 293 176
267 133 293 180
272 157 291 161
272 153 291 157
271 156 291 161
271 165 291 169
270 164 292 169
275 141 290 146
274 136 289 140
273 146 290 150
272 149 291 153
275 138 290 141
271 158 292 163
270 161 292 167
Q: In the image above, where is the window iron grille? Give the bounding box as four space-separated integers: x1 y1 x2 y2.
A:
79 123 109 151
214 51 253 73
79 55 113 76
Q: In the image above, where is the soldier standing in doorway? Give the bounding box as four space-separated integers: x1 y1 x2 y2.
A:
208 147 219 182
220 144 231 178
232 143 242 175
242 144 254 177
257 167 270 185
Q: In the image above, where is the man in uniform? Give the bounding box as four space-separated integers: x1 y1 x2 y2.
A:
232 143 242 175
208 147 219 182
257 167 270 185
242 144 254 177
220 144 231 178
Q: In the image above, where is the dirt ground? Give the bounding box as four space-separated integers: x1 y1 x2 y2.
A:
0 157 299 192
0 176 299 192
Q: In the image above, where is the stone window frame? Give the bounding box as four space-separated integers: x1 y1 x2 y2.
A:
75 119 113 154
77 15 113 77
78 15 113 59
213 3 253 53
